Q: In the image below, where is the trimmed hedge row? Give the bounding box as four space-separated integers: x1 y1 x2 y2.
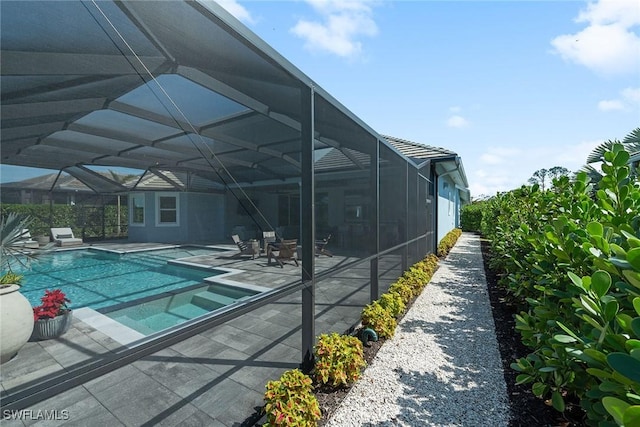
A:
437 228 462 257
480 144 640 426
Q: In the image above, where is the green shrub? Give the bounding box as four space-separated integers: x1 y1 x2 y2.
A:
378 292 405 318
437 228 462 257
263 369 321 426
388 281 414 305
314 333 366 387
461 202 484 232
484 141 640 425
361 301 397 338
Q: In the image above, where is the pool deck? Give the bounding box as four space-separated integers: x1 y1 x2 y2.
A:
1 240 400 426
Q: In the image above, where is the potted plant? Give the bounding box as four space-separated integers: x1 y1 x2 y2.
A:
0 213 40 363
31 289 72 340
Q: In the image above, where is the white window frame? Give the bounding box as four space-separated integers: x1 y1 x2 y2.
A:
130 193 145 227
155 192 180 227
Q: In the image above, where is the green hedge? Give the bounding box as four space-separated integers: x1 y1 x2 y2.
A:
482 144 640 425
460 202 484 232
0 204 127 239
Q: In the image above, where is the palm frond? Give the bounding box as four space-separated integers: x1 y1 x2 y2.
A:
586 140 618 164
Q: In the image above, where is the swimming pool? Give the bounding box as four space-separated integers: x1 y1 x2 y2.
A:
16 247 226 310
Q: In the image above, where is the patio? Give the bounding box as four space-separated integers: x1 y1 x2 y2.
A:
1 241 404 425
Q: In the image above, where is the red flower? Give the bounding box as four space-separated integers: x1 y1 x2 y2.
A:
33 289 71 321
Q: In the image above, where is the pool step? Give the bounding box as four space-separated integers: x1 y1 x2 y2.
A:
191 291 236 311
113 314 157 335
168 303 210 319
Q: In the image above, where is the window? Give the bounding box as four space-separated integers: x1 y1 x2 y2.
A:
156 193 179 226
130 193 145 226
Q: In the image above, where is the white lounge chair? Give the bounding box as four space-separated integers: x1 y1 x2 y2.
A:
12 229 40 249
50 227 83 247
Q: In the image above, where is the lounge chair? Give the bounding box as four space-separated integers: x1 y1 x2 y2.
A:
50 227 83 247
315 234 333 257
231 234 259 259
12 229 39 249
267 239 299 268
262 231 277 253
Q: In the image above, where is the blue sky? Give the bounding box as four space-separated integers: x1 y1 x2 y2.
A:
2 0 638 198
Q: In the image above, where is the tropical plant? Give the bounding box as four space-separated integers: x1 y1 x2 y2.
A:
314 333 366 387
361 300 397 338
0 213 51 283
263 369 321 426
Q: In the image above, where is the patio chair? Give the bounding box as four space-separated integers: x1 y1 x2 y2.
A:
231 234 258 259
315 234 333 257
267 239 299 268
262 230 277 253
50 227 83 247
12 229 39 249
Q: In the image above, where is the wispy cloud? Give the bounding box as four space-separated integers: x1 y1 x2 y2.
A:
598 99 624 111
291 0 380 58
471 140 603 197
446 115 469 128
551 0 640 75
210 0 255 24
598 86 640 111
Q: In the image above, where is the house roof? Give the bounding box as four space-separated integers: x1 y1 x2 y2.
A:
383 135 455 162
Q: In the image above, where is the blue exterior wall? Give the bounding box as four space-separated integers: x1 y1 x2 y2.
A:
128 192 225 243
437 175 459 243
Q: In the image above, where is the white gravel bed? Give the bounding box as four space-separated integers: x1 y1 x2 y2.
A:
325 233 510 426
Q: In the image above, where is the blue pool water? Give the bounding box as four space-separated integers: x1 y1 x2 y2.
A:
16 247 224 310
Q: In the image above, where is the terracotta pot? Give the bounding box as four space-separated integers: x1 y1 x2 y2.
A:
0 285 35 364
31 311 73 341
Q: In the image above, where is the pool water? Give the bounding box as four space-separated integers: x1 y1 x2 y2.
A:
16 247 224 310
103 283 258 335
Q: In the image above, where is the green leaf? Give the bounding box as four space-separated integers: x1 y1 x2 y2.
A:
624 406 640 427
552 391 565 412
635 298 640 316
632 318 640 338
604 300 619 323
568 271 585 290
592 270 612 297
532 382 547 397
607 353 640 383
586 368 613 380
539 366 558 372
553 334 577 343
613 150 630 166
629 248 640 271
588 221 604 237
623 270 640 289
603 396 630 426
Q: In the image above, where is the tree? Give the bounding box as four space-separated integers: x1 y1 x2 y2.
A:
528 168 548 191
548 166 569 181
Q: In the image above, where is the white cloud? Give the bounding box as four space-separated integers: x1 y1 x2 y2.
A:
211 0 255 24
598 99 625 111
622 87 640 103
598 86 640 111
470 140 602 197
291 0 379 58
551 0 640 75
446 115 469 128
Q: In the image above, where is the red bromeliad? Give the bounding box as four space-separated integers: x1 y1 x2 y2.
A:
33 289 70 321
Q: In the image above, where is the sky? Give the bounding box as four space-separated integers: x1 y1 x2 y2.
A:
1 0 639 198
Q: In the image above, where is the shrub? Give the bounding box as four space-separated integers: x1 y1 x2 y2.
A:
437 228 462 257
314 333 366 387
485 142 640 425
263 369 321 426
378 292 405 318
388 281 414 305
361 301 397 338
461 202 484 232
